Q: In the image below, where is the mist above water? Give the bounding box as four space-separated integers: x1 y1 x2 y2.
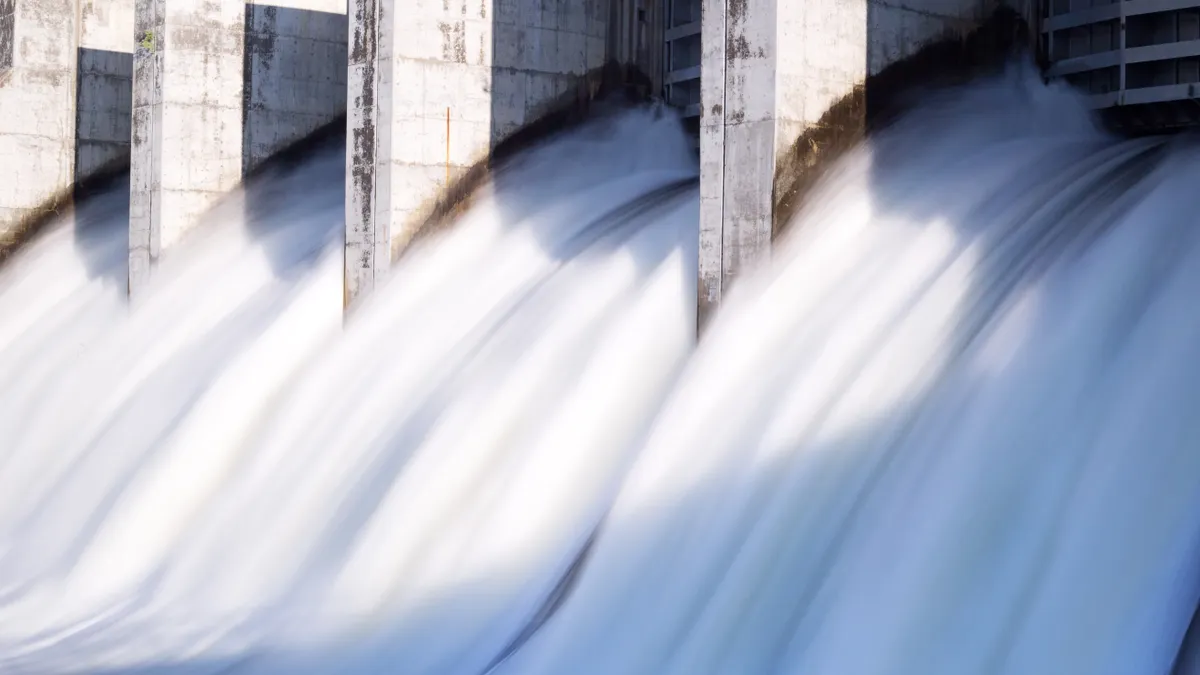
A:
3 67 1200 675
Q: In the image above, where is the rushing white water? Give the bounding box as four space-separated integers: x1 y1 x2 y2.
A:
2 67 1200 675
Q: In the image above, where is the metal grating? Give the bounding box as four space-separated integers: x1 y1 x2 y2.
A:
1044 0 1200 125
662 0 701 142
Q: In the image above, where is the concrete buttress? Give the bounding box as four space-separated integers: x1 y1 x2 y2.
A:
699 0 984 321
345 0 608 307
129 0 245 293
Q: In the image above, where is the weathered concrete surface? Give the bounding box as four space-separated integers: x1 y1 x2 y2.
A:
130 0 245 292
346 0 610 306
698 0 990 319
244 0 347 172
77 0 135 179
0 0 78 244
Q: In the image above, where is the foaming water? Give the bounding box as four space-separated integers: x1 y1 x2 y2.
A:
2 69 1200 675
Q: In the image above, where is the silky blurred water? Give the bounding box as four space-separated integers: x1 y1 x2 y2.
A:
2 68 1200 675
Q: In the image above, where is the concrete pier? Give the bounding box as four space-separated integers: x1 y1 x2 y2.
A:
129 0 246 291
345 0 610 305
129 0 347 292
699 0 985 317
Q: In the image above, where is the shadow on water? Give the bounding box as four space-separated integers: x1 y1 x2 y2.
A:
15 8 1200 674
237 114 347 279
69 167 130 284
49 71 1200 675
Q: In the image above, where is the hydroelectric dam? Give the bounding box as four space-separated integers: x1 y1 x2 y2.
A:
4 0 1200 673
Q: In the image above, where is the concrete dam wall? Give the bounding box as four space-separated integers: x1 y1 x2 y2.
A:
0 0 1036 305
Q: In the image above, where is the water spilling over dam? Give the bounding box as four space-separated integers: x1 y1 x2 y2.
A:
3 67 1200 675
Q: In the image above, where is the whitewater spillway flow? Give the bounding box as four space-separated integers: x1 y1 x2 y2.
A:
2 71 1200 675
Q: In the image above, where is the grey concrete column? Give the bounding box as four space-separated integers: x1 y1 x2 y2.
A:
0 0 78 240
130 0 245 293
345 0 607 307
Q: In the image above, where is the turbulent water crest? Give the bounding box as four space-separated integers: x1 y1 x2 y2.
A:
2 68 1200 675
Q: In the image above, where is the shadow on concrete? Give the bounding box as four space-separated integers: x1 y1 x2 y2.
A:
69 45 134 283
7 285 993 673
16 330 1112 675
243 4 348 173
13 23 1200 671
76 47 134 183
4 7 351 282
239 3 348 278
38 10 1200 675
